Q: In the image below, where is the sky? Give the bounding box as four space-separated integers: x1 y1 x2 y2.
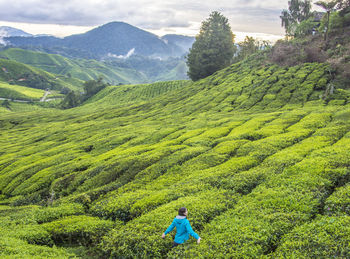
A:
0 0 322 42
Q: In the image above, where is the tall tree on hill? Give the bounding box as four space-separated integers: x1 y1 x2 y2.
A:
280 0 312 36
315 0 338 42
186 11 236 81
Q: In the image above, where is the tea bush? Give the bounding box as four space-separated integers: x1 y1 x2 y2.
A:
1 56 350 258
274 216 350 258
325 183 350 216
42 215 115 246
33 203 85 223
0 236 75 258
102 190 238 258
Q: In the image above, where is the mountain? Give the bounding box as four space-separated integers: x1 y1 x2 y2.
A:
161 34 195 54
63 22 182 58
0 26 33 37
5 22 188 59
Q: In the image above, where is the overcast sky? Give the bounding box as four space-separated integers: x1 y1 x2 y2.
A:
0 0 321 42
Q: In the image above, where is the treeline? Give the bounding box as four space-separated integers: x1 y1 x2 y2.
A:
271 0 350 89
186 1 350 84
280 0 350 39
61 77 109 109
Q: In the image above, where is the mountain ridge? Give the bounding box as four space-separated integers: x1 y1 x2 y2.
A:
4 22 194 59
0 26 33 37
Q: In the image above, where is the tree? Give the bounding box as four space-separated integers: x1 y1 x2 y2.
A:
315 0 338 41
335 0 350 25
233 37 271 63
280 0 312 36
61 91 80 109
60 77 108 109
83 76 107 98
186 11 236 81
336 0 350 13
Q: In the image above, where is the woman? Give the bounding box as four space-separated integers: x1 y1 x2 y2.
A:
162 207 201 247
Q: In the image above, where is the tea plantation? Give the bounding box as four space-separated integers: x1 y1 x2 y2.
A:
1 58 350 258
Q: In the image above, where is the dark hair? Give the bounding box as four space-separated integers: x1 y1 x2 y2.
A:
178 207 187 216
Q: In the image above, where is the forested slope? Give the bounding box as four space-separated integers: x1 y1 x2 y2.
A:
0 57 350 258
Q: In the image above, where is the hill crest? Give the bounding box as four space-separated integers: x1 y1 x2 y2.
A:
4 22 190 59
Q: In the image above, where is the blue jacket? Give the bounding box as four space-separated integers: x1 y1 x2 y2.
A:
164 216 200 244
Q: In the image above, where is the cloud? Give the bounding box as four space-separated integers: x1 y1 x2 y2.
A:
0 0 290 37
108 48 135 59
0 28 8 45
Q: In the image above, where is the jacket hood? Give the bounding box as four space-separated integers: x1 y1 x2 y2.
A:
174 216 187 224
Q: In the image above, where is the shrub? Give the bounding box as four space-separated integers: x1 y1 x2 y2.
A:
101 190 237 258
274 216 350 258
325 182 350 216
10 225 53 246
33 203 85 223
42 215 115 246
270 40 300 66
0 236 74 258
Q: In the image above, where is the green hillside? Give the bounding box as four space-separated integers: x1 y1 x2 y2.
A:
0 48 148 85
0 58 81 91
0 81 44 101
1 57 350 258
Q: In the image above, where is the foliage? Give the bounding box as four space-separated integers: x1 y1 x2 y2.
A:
42 215 114 246
0 48 148 85
0 58 78 91
274 216 350 257
319 10 345 33
280 0 313 35
60 92 77 109
294 17 319 37
186 11 236 81
270 39 329 66
315 0 339 41
0 48 350 258
60 77 108 109
33 203 85 223
82 77 108 100
234 36 270 63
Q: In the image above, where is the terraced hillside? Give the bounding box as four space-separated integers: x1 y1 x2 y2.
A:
1 58 350 258
0 48 189 84
0 81 45 101
0 48 147 84
0 58 81 91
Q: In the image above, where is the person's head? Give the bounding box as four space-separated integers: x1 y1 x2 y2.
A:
178 207 188 216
